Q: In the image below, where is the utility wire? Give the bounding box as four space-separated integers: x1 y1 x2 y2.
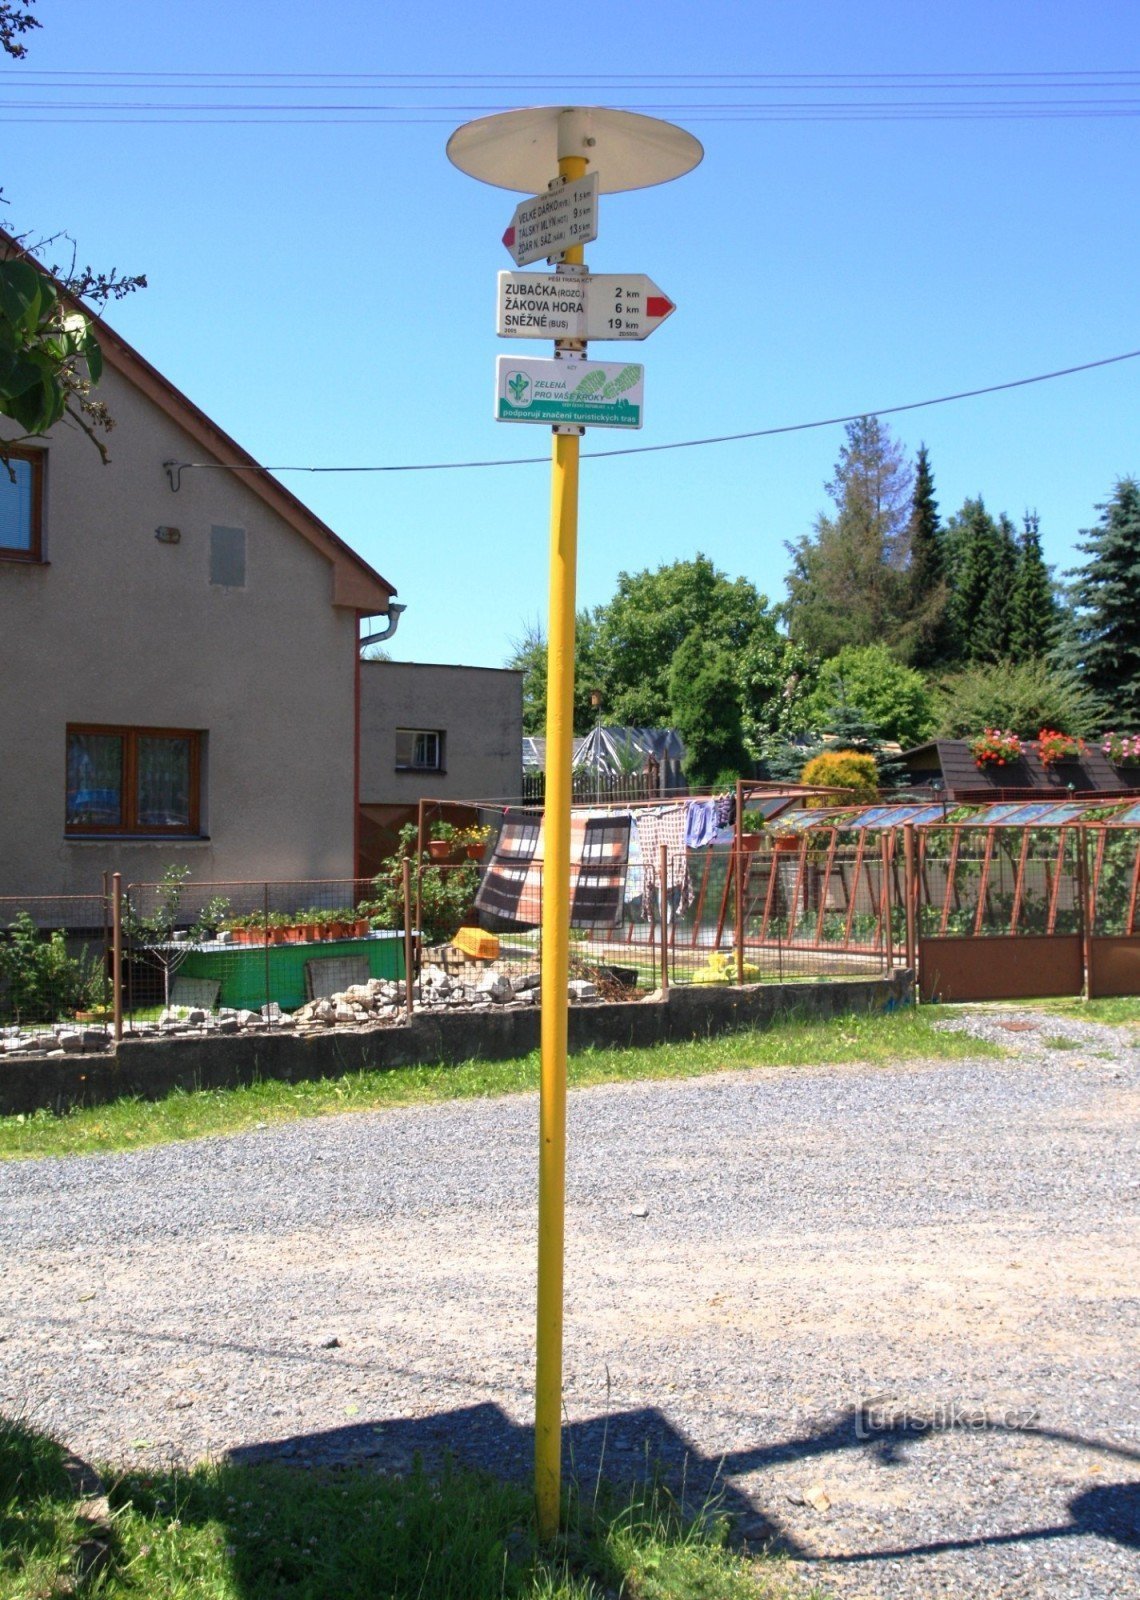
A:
167 345 1140 480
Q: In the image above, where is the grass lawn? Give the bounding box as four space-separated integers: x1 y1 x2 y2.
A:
0 1415 815 1600
0 1008 999 1163
1014 995 1140 1026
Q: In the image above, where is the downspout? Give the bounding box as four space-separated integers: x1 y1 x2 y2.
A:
360 603 407 652
354 621 362 880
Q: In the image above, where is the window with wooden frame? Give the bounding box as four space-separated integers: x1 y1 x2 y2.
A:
0 446 45 562
65 726 203 836
395 728 444 772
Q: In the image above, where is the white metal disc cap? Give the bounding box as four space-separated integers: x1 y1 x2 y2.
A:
447 105 703 194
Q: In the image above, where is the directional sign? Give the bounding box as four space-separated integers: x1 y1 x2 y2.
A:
580 273 675 340
496 356 644 429
497 271 675 340
501 173 598 266
497 272 587 337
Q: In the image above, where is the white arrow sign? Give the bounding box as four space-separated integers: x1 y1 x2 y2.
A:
501 174 598 266
497 271 675 340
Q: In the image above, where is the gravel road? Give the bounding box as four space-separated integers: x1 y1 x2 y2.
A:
2 1007 1138 1599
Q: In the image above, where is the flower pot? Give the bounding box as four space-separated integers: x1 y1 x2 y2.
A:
352 919 370 937
327 920 351 940
428 840 454 862
465 843 487 861
738 833 763 853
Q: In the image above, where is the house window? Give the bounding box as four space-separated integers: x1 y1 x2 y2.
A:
210 524 246 587
395 728 444 772
66 726 203 835
0 447 44 562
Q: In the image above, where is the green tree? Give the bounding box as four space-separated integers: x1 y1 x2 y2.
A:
507 612 603 736
736 635 818 759
1 2 143 460
594 554 777 726
0 2 38 57
1008 512 1060 662
784 416 914 656
902 444 957 668
1066 479 1140 724
667 633 750 788
946 498 1017 662
803 643 936 748
933 656 1107 738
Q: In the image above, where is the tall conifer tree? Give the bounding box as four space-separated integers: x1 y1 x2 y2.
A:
784 417 913 656
904 444 956 668
1068 478 1140 723
1008 512 1059 662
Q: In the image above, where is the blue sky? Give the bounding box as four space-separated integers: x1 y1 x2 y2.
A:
4 1 1138 668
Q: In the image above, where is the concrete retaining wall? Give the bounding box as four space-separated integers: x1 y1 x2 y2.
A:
0 972 913 1118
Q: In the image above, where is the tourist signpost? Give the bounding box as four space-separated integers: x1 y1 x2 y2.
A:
447 104 702 1541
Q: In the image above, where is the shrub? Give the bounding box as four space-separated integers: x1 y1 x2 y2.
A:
362 824 482 946
0 913 109 1024
800 749 879 806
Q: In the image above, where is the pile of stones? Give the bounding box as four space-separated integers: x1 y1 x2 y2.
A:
0 968 606 1057
1 1023 113 1058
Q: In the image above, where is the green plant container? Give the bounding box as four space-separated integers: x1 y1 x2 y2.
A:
179 932 408 1012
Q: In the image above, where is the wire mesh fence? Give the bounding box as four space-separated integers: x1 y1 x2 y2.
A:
915 825 1084 937
12 821 1140 1046
121 874 418 1031
0 894 112 1036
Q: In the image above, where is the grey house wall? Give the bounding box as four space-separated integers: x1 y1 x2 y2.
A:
359 661 523 806
0 368 361 897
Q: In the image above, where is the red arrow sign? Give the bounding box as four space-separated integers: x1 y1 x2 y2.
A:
502 225 516 250
645 296 674 319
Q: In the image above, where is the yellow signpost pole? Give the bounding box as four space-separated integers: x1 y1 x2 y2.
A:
534 155 586 1538
446 105 701 1544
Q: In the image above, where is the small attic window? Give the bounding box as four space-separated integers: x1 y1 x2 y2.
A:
210 525 246 587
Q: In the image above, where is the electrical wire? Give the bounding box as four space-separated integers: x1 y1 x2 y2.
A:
166 345 1140 480
4 69 1140 122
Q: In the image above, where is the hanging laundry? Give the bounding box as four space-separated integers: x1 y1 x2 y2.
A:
714 791 736 830
570 812 632 929
475 808 633 930
684 798 719 851
635 805 692 918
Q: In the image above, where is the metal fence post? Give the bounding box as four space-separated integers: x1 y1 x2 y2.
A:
659 843 669 995
903 824 917 983
263 882 271 1021
402 857 415 1019
112 872 123 1045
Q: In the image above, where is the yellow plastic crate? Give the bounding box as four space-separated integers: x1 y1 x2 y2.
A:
453 926 500 962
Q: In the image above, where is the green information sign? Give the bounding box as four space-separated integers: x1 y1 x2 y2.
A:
495 356 644 429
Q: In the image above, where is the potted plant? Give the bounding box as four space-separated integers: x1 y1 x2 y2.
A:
458 823 492 861
1036 728 1085 766
1103 732 1140 768
738 811 765 852
324 906 357 939
428 821 460 861
969 728 1025 769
